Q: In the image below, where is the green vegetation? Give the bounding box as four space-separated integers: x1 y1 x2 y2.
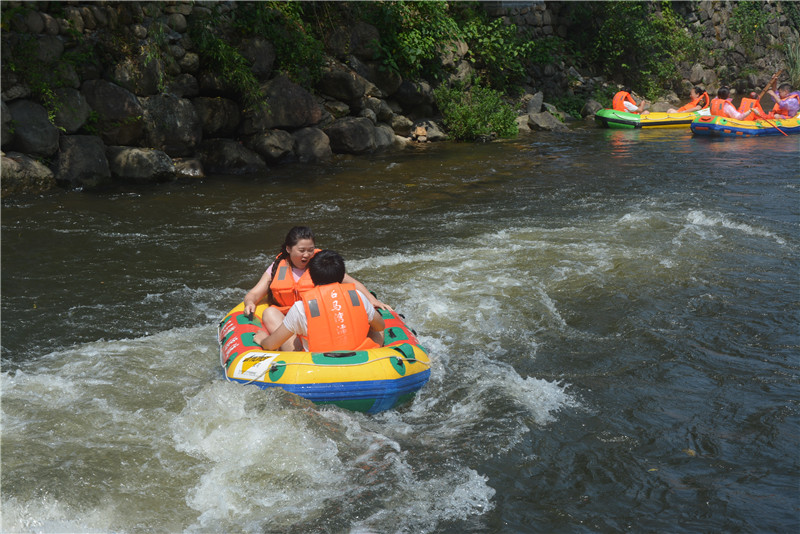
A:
434 82 518 141
730 1 775 52
584 2 698 100
786 40 800 88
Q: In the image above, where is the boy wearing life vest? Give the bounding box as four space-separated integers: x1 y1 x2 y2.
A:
709 87 749 120
736 92 766 121
254 250 385 352
612 87 649 115
667 86 710 113
766 83 800 119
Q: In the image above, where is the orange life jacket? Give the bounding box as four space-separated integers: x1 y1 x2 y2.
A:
770 93 800 117
677 92 710 112
268 249 320 313
737 98 765 121
301 283 378 352
612 91 637 112
710 98 731 117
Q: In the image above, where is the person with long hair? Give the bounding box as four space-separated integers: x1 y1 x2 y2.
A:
244 226 390 351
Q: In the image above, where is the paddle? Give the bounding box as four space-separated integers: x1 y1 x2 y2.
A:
754 109 789 136
757 70 783 102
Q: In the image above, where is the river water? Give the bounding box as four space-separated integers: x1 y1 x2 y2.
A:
2 126 799 533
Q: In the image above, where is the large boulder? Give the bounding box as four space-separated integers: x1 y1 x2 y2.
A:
316 61 379 109
80 80 145 146
324 117 376 154
53 87 91 133
240 75 323 133
140 94 202 157
107 52 162 96
374 123 397 149
393 80 435 118
192 96 241 138
106 146 176 182
348 56 403 97
1 152 57 198
245 129 295 163
55 135 112 189
293 127 332 163
1 101 15 148
198 139 267 175
7 100 60 157
528 111 569 132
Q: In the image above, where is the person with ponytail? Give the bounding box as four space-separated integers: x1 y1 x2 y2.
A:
244 226 390 351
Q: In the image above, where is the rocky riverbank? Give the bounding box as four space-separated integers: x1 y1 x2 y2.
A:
1 1 796 198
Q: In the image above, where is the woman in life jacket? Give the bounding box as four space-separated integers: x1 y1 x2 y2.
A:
254 250 385 352
709 87 749 120
612 87 649 114
244 226 389 351
667 86 710 113
766 83 800 119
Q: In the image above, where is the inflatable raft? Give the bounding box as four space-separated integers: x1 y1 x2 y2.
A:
218 302 431 413
690 115 800 137
595 108 709 129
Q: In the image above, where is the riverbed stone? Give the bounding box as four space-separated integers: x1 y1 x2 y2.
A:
324 116 376 154
140 94 202 157
528 111 569 132
1 151 57 198
198 139 267 175
53 88 91 133
293 127 332 163
192 96 240 137
106 146 176 182
241 75 323 133
317 61 379 109
173 157 204 179
55 135 112 189
7 100 60 157
245 129 295 163
80 80 145 146
1 101 15 147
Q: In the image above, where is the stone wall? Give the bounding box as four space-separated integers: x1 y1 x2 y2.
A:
1 1 448 197
487 0 798 100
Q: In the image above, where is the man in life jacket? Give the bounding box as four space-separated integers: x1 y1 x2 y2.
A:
254 250 385 352
766 83 800 119
709 87 749 120
612 87 649 115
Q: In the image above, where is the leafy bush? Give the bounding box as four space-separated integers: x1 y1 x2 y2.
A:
730 1 775 52
580 2 697 100
434 82 518 141
786 40 800 89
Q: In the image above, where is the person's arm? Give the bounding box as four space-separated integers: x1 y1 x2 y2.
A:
244 267 273 316
724 102 748 120
343 274 394 311
253 322 293 350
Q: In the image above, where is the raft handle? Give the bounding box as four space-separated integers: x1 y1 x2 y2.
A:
391 346 417 363
322 351 358 358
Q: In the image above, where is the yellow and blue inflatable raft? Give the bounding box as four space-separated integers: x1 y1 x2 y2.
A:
218 302 431 413
691 115 800 137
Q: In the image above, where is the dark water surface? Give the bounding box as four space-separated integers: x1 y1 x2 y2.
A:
2 127 799 533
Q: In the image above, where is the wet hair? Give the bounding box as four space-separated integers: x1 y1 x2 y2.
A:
308 250 346 286
778 83 792 92
692 86 704 96
266 226 315 305
717 86 730 99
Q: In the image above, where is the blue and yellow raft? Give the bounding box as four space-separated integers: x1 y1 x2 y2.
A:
690 115 800 137
218 302 431 413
